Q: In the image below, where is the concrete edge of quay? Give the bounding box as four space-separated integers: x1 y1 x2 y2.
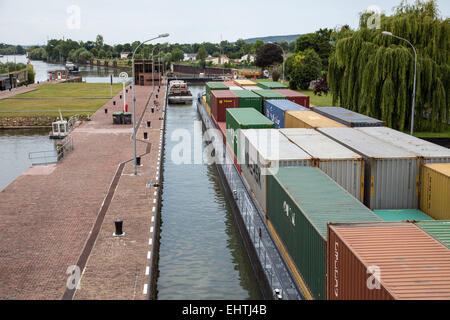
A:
145 89 166 301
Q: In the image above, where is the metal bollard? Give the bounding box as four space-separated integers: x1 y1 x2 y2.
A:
105 108 108 114
120 95 122 99
151 108 154 114
113 220 125 236
113 101 116 106
147 121 151 128
126 89 128 93
144 132 148 139
136 156 141 166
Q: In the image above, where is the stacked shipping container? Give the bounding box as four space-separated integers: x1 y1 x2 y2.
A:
206 82 228 106
210 90 239 122
266 166 381 300
420 163 450 220
257 81 288 90
312 106 385 127
226 108 275 170
319 127 419 210
231 89 263 113
273 89 310 108
265 100 308 129
327 222 450 300
285 111 346 129
241 129 312 214
280 129 364 202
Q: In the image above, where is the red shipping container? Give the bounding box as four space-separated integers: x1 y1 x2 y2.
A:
223 81 235 87
327 222 450 300
273 89 310 108
210 90 239 122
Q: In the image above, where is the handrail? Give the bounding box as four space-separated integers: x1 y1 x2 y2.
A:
29 136 74 166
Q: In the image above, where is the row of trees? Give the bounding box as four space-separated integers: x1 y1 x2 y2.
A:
0 44 26 55
0 62 35 84
24 34 296 67
328 0 448 132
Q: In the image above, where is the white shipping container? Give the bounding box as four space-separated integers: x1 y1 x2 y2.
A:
318 127 419 210
356 127 450 164
242 129 312 214
280 128 364 201
228 86 243 90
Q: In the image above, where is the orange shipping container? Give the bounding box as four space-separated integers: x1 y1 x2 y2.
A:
285 111 346 129
420 163 450 220
327 222 450 300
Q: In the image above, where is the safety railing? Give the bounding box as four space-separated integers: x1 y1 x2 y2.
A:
29 136 74 166
197 101 303 300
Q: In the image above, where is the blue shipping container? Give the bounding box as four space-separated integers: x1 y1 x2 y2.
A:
265 99 308 129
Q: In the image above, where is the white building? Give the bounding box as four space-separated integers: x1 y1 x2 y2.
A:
205 54 230 65
120 52 133 59
240 54 256 63
183 53 197 62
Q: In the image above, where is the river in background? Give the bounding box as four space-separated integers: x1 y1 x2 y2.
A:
0 129 57 191
0 55 130 83
156 85 262 300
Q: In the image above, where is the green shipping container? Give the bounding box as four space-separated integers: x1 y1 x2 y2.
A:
266 166 381 300
374 209 434 222
257 81 288 90
206 82 228 106
253 90 286 114
231 89 263 113
226 108 274 164
415 220 450 249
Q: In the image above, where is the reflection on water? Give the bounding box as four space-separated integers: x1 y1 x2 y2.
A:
0 129 57 191
0 55 131 83
157 86 262 300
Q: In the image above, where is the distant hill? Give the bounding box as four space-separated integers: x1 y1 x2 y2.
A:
243 34 301 44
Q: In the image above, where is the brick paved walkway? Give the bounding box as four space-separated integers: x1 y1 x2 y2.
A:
0 82 166 300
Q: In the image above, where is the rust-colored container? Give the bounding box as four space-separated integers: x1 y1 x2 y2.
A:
210 90 239 123
223 81 236 87
327 222 450 300
273 89 310 108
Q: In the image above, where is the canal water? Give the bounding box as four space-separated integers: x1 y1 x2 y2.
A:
0 129 57 191
157 85 262 300
0 55 130 83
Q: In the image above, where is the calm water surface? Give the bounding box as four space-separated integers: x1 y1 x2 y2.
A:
0 129 57 191
0 55 130 83
157 85 262 300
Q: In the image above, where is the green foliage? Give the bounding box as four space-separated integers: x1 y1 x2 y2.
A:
29 48 47 61
0 43 25 55
26 64 35 84
328 0 449 132
170 48 184 62
295 29 332 69
286 49 322 90
196 45 207 61
255 43 283 68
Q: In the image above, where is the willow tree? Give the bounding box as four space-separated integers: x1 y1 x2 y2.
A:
328 0 449 132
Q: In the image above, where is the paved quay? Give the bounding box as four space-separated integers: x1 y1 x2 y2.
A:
0 82 167 300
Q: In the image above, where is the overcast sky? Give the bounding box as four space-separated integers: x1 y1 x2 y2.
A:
1 0 449 45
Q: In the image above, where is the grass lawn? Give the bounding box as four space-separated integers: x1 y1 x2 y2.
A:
0 98 109 118
413 126 450 138
296 89 334 107
19 83 123 98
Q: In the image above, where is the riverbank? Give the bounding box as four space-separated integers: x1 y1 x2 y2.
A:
0 82 167 300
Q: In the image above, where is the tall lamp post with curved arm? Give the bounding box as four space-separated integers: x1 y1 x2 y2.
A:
132 33 169 175
382 31 417 136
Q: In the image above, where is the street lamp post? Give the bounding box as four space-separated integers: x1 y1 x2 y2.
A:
131 33 169 175
382 31 417 136
269 42 286 84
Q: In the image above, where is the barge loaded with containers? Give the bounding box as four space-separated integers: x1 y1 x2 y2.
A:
196 79 450 300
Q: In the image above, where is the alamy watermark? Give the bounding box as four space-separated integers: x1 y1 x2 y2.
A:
66 5 81 30
365 5 382 30
66 265 81 290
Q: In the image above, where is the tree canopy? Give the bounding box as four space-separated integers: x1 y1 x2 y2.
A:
255 43 283 69
328 0 449 132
